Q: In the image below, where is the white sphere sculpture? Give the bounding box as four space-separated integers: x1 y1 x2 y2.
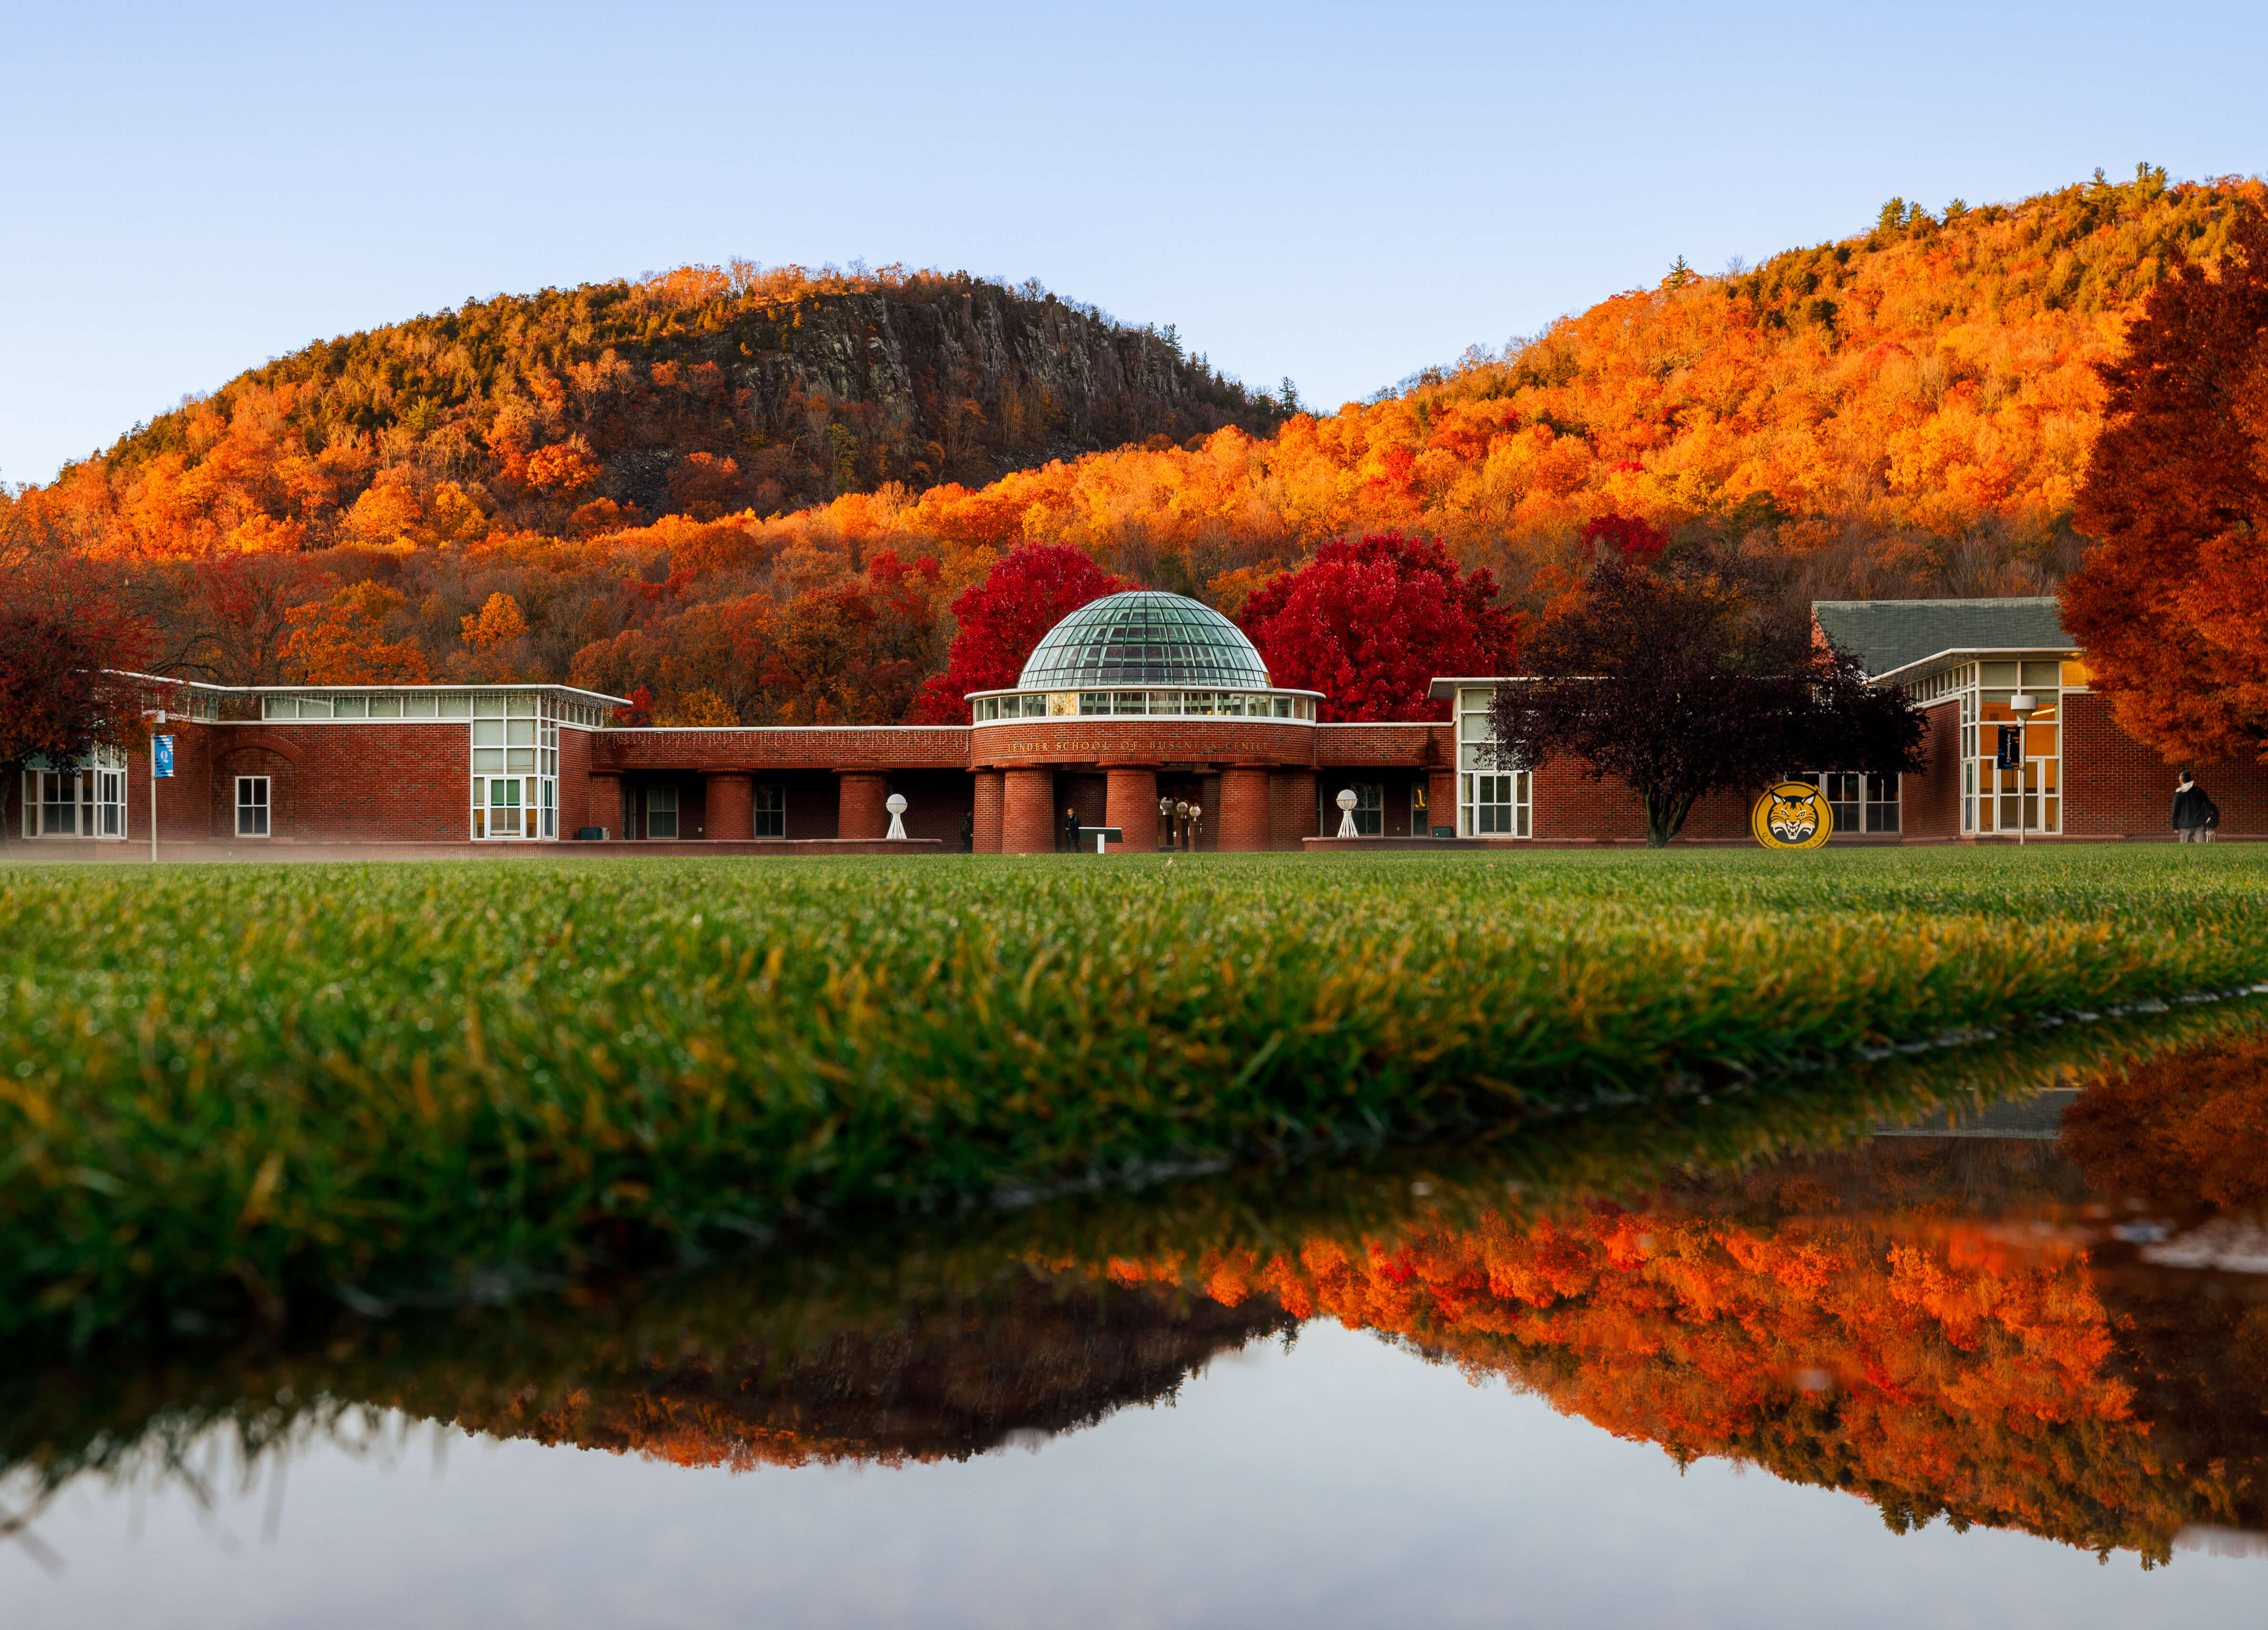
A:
884 792 909 841
1335 788 1359 837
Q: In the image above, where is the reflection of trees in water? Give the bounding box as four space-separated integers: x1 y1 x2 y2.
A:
447 1266 1297 1469
1094 1128 2268 1565
0 1266 1295 1566
9 1026 2268 1571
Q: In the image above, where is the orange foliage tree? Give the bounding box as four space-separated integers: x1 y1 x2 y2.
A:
2063 202 2268 762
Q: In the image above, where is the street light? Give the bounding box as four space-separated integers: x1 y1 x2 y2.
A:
2008 693 2037 847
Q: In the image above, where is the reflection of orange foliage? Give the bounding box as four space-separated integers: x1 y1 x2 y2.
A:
1103 1201 2225 1557
2062 1036 2268 1208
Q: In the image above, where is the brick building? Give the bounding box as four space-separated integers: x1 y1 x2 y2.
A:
8 592 2260 855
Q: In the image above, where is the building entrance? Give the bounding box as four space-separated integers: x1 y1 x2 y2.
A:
1156 775 1215 851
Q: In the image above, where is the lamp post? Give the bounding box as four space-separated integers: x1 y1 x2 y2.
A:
2008 693 2037 847
1335 788 1359 837
141 706 168 863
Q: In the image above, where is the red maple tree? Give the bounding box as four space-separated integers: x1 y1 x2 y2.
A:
0 557 155 812
1580 513 1670 561
1235 533 1519 721
2063 202 2268 762
914 543 1130 722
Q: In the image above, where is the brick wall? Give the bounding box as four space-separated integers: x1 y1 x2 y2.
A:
1269 768 1317 849
971 717 1321 769
1904 701 1963 840
2064 692 2268 837
1530 759 1753 842
837 772 889 841
1105 765 1159 853
706 772 755 840
973 770 1004 853
595 726 970 771
201 722 469 842
558 727 595 835
1002 768 1056 855
1315 723 1451 767
1218 765 1269 851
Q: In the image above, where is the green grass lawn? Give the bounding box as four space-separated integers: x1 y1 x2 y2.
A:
4 846 2266 1344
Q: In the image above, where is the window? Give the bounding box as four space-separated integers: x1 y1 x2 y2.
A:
236 776 270 836
1411 782 1429 833
96 767 125 836
21 752 127 838
1461 772 1530 836
1454 684 1531 836
648 784 679 839
1817 772 1900 834
1350 783 1383 836
756 784 786 837
473 776 522 838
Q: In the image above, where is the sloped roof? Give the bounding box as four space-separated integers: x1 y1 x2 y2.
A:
1812 597 2073 678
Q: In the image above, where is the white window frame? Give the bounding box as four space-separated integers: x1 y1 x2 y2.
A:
20 748 128 840
468 692 558 841
1455 687 1532 838
1813 771 1901 835
236 775 271 837
647 783 680 839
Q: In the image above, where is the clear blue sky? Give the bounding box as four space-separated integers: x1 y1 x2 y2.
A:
5 1 2263 485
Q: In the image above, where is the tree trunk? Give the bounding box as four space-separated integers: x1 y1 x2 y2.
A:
1643 790 1695 848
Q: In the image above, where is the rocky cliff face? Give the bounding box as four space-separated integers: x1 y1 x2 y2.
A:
78 267 1283 540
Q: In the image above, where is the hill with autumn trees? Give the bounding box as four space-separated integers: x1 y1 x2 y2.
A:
5 165 2262 726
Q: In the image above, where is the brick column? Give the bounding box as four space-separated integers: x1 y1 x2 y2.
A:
972 769 1005 853
705 772 754 840
836 771 889 841
1102 764 1157 854
1428 769 1458 837
1002 767 1057 855
587 771 623 839
1218 765 1271 852
1270 767 1317 850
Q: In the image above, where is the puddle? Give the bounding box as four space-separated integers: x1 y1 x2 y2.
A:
6 1015 2268 1625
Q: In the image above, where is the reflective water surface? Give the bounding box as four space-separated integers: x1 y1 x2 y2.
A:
6 1013 2268 1628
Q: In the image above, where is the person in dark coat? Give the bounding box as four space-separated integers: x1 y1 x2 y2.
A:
960 809 974 852
2172 771 2216 843
1063 806 1082 853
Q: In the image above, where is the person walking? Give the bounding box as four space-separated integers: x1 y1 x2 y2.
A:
1063 805 1082 853
2172 771 2216 843
959 808 974 853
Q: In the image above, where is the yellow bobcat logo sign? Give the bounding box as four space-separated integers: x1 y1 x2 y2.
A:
1752 781 1833 849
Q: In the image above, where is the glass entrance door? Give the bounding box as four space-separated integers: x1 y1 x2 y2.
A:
473 775 527 838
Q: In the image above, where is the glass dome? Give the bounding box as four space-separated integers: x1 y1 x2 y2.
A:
1015 592 1273 691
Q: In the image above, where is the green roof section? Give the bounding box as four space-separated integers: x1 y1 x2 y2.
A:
1017 591 1273 691
1811 597 2074 679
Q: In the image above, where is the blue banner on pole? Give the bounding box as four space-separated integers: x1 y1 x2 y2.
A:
152 735 174 779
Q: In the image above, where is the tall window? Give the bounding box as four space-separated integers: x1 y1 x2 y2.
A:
95 765 125 836
1455 686 1531 837
469 691 558 840
756 784 786 837
648 784 679 838
236 776 270 836
1349 782 1383 836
